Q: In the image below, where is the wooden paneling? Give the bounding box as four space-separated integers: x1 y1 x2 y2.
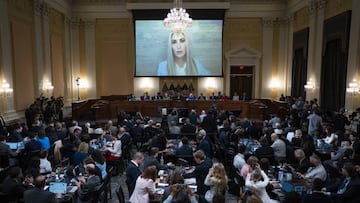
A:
71 99 286 122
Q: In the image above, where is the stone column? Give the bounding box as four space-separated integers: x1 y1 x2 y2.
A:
33 0 44 94
278 17 289 96
313 0 325 101
64 17 73 105
71 18 80 100
306 0 319 100
286 14 294 96
345 0 360 110
84 19 97 99
0 0 17 120
262 17 274 99
42 3 52 91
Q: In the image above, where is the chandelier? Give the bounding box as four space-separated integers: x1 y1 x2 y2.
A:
163 0 192 33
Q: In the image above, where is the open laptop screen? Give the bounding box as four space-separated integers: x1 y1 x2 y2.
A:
6 142 18 150
49 182 67 194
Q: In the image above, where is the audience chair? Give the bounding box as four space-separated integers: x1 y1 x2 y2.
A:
116 185 125 203
104 166 114 200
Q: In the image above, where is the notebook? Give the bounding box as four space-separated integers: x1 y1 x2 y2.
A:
49 182 67 194
6 142 18 150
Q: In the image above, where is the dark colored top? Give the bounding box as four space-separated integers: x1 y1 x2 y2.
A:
78 175 102 201
302 191 331 203
183 157 213 195
0 177 26 201
326 177 360 203
73 152 88 166
24 139 42 153
255 146 274 160
180 124 196 135
24 187 59 203
176 145 193 157
197 139 211 159
125 161 142 196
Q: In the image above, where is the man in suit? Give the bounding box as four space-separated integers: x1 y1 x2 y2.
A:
196 129 211 159
180 118 196 135
176 136 193 157
197 92 206 101
140 92 150 100
324 162 360 203
125 152 144 196
76 164 102 202
24 175 59 203
183 150 213 196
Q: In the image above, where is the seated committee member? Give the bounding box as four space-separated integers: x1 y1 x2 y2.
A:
140 92 150 100
198 92 206 101
157 31 210 76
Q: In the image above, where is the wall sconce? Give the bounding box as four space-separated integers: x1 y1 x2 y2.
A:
304 78 315 90
43 79 54 96
269 78 280 89
346 79 359 96
75 77 89 101
0 80 13 97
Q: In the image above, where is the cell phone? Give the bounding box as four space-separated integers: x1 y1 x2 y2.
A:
243 186 250 192
178 184 185 190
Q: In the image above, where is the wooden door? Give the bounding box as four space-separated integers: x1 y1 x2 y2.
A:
230 66 254 99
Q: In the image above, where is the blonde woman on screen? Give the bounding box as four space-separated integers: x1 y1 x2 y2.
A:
157 31 209 76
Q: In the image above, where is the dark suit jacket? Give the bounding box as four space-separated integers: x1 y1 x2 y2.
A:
78 175 102 201
327 177 360 203
140 95 150 100
125 161 142 196
302 191 331 203
24 187 59 203
0 177 26 201
176 145 193 157
197 139 211 159
180 124 196 135
182 157 212 195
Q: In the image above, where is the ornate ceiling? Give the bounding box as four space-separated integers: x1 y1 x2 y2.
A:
70 0 289 5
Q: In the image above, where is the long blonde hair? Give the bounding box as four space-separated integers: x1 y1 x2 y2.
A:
212 163 228 194
166 31 198 75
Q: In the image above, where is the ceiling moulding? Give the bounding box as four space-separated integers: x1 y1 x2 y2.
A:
287 0 308 14
226 3 287 18
47 0 72 18
72 5 131 18
126 2 230 10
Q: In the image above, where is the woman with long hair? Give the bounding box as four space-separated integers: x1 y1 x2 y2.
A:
204 162 228 203
129 165 157 203
157 31 209 76
245 168 279 203
91 149 107 179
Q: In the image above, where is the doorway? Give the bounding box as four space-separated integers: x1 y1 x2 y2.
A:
230 66 253 99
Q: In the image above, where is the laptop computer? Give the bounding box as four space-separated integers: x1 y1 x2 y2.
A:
49 182 67 195
17 141 24 150
6 142 18 150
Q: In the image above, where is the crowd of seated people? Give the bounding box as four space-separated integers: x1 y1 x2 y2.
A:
1 95 360 203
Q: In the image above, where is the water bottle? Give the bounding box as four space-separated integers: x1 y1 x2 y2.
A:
278 171 283 182
160 154 164 165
